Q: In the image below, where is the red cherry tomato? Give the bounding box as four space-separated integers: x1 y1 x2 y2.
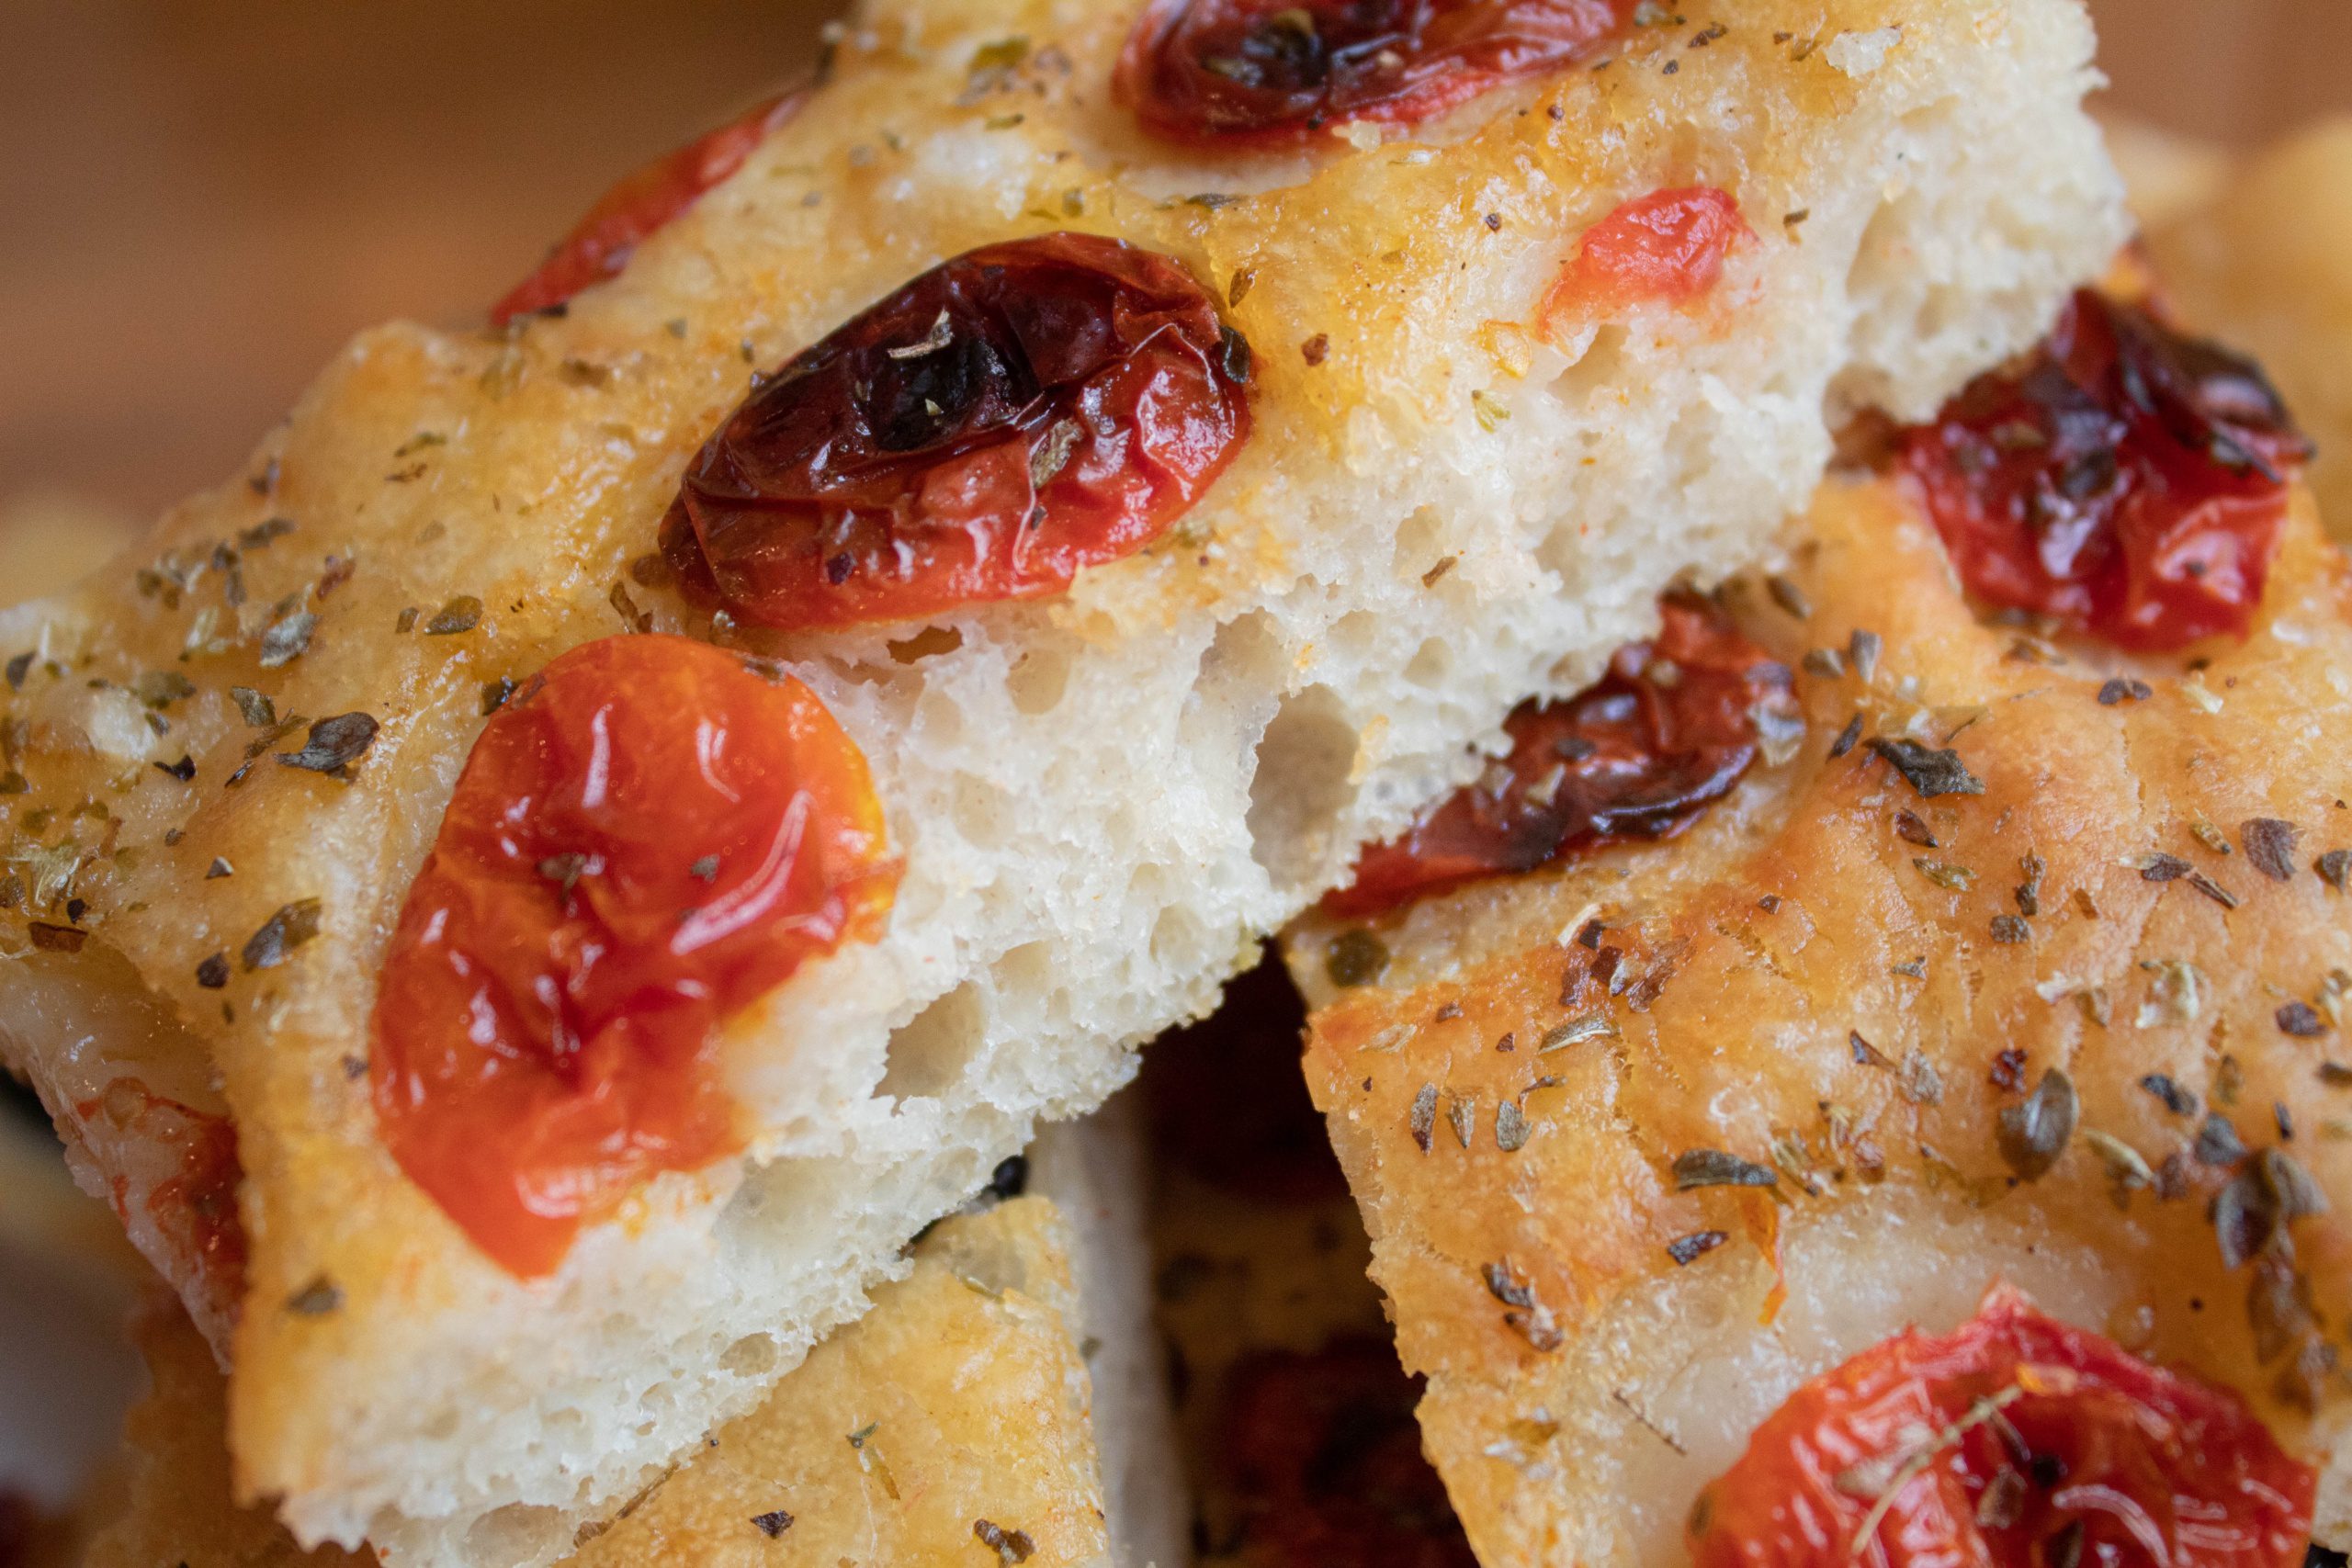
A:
371 635 898 1277
1326 592 1790 917
659 231 1251 631
1688 1286 2315 1568
76 1081 246 1320
1117 0 1632 144
1899 291 2310 651
490 92 803 326
1539 186 1750 329
1220 1341 1479 1568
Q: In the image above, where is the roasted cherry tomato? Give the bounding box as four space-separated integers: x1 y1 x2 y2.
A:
1326 592 1790 917
1539 186 1749 329
77 1081 246 1318
490 92 803 325
371 635 898 1277
1689 1286 2315 1568
659 231 1250 631
1117 0 1631 144
1219 1341 1478 1568
1899 290 2310 651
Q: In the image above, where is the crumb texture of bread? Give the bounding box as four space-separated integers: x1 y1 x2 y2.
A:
1289 476 2352 1567
80 1197 1113 1568
0 0 2124 1559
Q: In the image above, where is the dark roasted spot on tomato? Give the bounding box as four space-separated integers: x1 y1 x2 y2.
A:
1687 1285 2315 1568
1326 592 1792 917
370 634 898 1277
659 232 1251 631
1216 1340 1477 1568
1898 289 2310 651
1117 0 1634 144
1540 186 1750 329
490 93 804 326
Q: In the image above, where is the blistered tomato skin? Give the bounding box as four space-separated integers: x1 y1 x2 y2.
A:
659 232 1251 631
1688 1287 2315 1568
490 93 802 326
1900 290 2311 651
1326 593 1791 917
1117 0 1632 145
1540 186 1750 328
370 635 898 1278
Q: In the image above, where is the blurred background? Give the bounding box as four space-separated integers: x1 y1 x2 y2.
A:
1 0 2348 563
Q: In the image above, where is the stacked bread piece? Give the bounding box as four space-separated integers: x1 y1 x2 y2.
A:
0 0 2157 1562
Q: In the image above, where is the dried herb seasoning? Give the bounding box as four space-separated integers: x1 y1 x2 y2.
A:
2212 1148 2328 1269
2138 1074 2195 1117
1325 928 1388 987
1869 738 1984 798
2318 850 2351 891
973 1520 1035 1564
258 610 319 669
285 1277 343 1314
1829 713 1862 759
1672 1148 1776 1191
230 686 277 728
276 713 379 775
2242 818 2301 882
1988 914 2029 944
195 952 231 988
1995 1068 2076 1179
2193 1113 2247 1168
1667 1230 1728 1265
1408 1082 1438 1153
243 898 323 971
751 1509 794 1539
424 595 484 636
1495 1099 1531 1152
2278 1000 2328 1038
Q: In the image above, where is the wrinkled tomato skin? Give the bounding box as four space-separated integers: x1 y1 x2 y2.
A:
659 231 1251 631
370 635 898 1277
490 93 803 326
1219 1341 1479 1568
1900 290 2310 651
1326 592 1791 917
1539 186 1750 328
1689 1287 2315 1568
1117 0 1632 145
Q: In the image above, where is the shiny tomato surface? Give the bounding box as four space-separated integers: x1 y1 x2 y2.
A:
1539 186 1749 328
371 635 897 1277
490 93 803 325
1327 592 1790 916
1899 290 2309 650
1688 1286 2315 1568
1117 0 1631 144
659 231 1250 631
1220 1341 1478 1568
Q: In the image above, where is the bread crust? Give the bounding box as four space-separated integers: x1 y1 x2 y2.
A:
1291 475 2352 1565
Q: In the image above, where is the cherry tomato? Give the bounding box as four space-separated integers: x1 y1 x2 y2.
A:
1688 1286 2315 1568
1899 291 2310 651
659 231 1251 631
1219 1341 1478 1568
371 635 898 1277
490 93 803 326
1539 186 1750 329
1117 0 1632 144
77 1081 246 1317
1326 592 1790 917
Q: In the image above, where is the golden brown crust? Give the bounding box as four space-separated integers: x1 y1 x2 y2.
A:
78 1197 1111 1568
1290 475 2352 1565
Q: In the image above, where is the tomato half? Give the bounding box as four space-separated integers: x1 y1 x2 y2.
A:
490 93 803 326
1689 1286 2315 1568
1117 0 1632 144
1326 592 1791 917
1898 291 2309 651
370 635 897 1277
659 231 1251 631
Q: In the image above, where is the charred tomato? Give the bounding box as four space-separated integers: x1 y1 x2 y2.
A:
1327 592 1792 917
491 92 803 325
371 635 897 1277
1539 186 1749 329
1898 290 2310 651
1688 1286 2315 1568
1117 0 1632 144
659 231 1251 631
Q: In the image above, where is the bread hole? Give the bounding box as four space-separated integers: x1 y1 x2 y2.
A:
950 773 1012 852
1245 683 1362 892
1148 902 1206 968
1548 321 1629 407
879 983 987 1101
1008 644 1071 716
1390 506 1446 583
914 687 967 747
1197 609 1284 696
888 625 963 663
1844 190 1921 307
465 1503 567 1565
1404 637 1453 690
1328 609 1383 661
719 1332 781 1378
989 941 1054 1000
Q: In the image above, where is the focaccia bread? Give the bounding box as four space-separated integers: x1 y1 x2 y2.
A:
79 1196 1117 1568
1287 450 2352 1565
0 0 2123 1559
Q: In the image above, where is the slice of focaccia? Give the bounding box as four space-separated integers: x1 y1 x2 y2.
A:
79 1196 1117 1568
0 0 2124 1558
1286 314 2352 1563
